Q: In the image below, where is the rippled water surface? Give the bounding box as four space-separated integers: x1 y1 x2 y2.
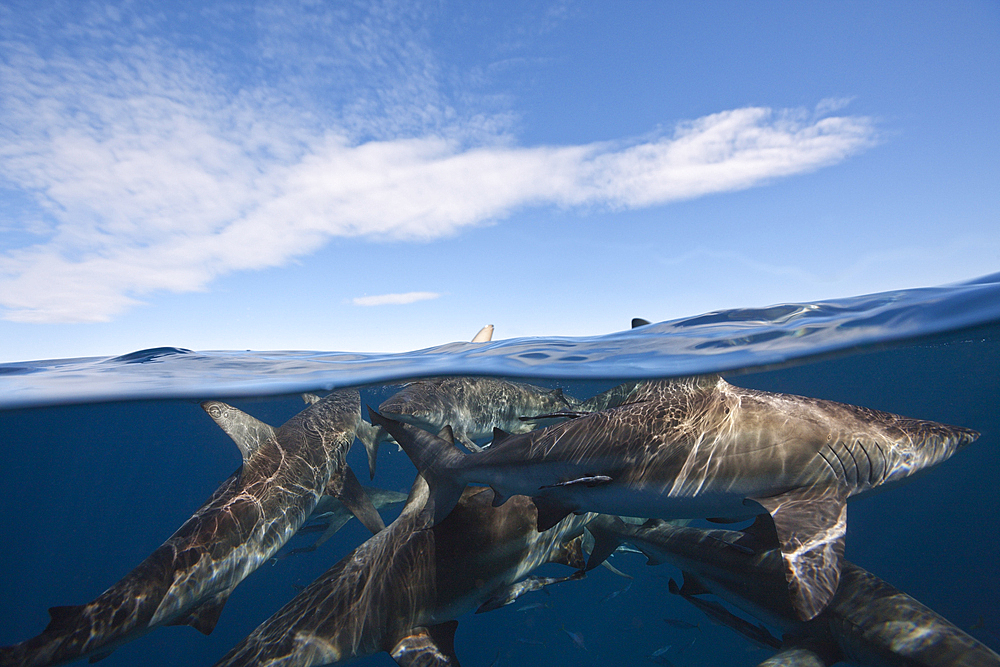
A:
1 276 999 666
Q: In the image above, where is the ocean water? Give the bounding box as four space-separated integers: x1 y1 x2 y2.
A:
1 275 999 666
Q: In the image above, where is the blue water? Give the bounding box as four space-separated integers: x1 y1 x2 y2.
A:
1 275 999 666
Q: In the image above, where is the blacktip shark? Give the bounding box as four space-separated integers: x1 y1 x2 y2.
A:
370 374 979 621
585 515 1000 666
212 456 594 666
358 376 581 478
0 390 385 667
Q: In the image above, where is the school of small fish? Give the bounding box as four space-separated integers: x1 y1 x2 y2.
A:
2 326 997 667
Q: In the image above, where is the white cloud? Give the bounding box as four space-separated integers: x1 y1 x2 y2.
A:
0 6 879 324
352 292 441 306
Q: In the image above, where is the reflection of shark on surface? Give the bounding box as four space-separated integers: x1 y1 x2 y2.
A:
212 453 594 666
372 375 979 620
586 515 1000 667
358 376 581 476
0 390 383 667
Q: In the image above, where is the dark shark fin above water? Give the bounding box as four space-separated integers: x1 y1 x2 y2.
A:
631 318 651 328
748 486 848 621
329 466 386 534
201 401 277 462
165 593 229 635
390 621 461 667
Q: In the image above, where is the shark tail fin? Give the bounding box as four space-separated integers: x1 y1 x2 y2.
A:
368 408 467 525
584 515 627 571
356 420 391 479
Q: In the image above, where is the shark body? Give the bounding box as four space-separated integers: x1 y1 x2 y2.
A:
0 390 382 667
371 375 978 620
212 469 593 667
586 516 1000 666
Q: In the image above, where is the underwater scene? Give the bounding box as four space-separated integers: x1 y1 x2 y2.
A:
1 276 999 667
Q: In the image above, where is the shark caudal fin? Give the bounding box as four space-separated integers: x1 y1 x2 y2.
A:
356 420 394 479
368 409 467 525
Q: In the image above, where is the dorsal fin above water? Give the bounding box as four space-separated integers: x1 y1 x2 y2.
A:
201 401 277 462
470 324 494 343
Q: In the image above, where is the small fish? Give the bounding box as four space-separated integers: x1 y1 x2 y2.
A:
561 626 588 652
516 638 545 646
516 602 549 612
971 616 986 630
599 581 632 603
662 618 700 630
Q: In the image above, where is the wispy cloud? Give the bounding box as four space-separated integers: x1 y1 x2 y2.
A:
352 292 441 306
0 4 879 324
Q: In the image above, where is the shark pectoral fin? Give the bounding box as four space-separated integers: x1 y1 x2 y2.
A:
584 517 624 571
748 486 848 622
390 621 461 667
333 466 386 534
531 495 576 532
166 593 229 635
549 534 587 570
756 646 833 667
201 401 277 462
670 574 710 597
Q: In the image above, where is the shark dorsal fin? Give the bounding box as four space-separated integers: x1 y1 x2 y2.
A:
631 318 651 328
201 401 277 462
45 605 84 633
471 324 494 342
491 427 511 446
436 425 456 446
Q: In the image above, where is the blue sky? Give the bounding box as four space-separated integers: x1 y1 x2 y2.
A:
0 1 997 362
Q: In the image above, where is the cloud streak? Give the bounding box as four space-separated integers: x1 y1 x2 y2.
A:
0 6 878 324
352 292 441 306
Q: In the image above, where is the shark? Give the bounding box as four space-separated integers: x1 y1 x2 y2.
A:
369 374 979 621
357 376 582 477
585 515 1000 666
211 441 594 667
0 390 384 667
274 487 409 560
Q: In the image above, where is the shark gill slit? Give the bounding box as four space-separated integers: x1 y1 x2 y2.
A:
815 449 840 480
838 440 861 487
